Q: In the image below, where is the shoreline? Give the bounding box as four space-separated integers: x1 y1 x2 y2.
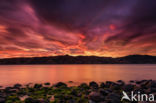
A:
0 80 156 103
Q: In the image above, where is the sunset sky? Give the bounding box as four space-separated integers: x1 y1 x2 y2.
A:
0 0 156 58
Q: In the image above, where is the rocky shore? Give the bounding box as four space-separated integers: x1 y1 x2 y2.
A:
0 80 156 103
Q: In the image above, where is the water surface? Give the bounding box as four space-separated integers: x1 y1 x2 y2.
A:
0 64 155 86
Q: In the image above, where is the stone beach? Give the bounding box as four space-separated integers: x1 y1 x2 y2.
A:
0 80 156 103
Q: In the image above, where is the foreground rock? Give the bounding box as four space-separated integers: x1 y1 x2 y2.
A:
0 80 156 103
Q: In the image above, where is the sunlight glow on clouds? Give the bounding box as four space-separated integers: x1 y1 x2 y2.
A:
0 0 156 58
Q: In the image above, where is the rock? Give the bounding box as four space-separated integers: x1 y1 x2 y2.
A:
107 93 120 103
71 89 78 96
0 97 5 103
89 81 98 89
99 88 109 96
44 82 50 85
130 80 135 83
151 87 156 93
117 80 125 86
151 80 156 88
117 80 123 83
13 83 22 89
79 83 89 89
140 80 152 89
68 81 73 83
105 81 115 88
100 82 105 88
38 99 49 103
123 84 134 92
20 95 28 101
68 99 76 103
89 91 103 102
110 84 121 90
34 84 42 88
4 87 17 94
136 80 148 84
0 93 6 98
25 97 40 103
89 100 96 103
54 82 67 88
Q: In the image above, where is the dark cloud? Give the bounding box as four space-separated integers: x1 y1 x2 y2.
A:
29 0 118 32
0 0 156 58
105 0 156 45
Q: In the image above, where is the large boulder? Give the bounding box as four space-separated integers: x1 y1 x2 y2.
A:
89 81 98 89
89 91 104 102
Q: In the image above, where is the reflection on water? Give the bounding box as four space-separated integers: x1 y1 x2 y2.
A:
0 64 156 86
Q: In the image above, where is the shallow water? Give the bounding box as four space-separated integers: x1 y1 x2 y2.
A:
0 64 156 86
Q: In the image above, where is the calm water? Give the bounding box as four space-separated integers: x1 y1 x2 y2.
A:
0 64 156 86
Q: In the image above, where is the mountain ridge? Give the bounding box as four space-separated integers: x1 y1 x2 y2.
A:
0 55 156 64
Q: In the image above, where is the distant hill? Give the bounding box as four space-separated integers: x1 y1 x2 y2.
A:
0 55 156 64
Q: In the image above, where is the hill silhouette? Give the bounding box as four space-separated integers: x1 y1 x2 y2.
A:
0 55 156 64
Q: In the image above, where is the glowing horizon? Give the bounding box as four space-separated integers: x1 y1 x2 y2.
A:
0 0 156 58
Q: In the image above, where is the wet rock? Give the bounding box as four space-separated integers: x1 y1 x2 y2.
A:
130 80 135 83
100 82 105 88
68 99 76 103
123 84 134 92
117 80 123 83
117 80 125 86
71 89 78 96
20 95 28 101
89 81 98 89
0 97 5 103
151 87 156 93
38 99 49 103
68 81 73 83
89 91 103 102
140 80 152 89
89 100 96 103
44 82 50 86
110 84 121 90
25 97 40 103
136 80 148 85
4 87 17 94
34 84 42 89
79 83 89 89
57 100 66 103
13 83 22 89
99 88 109 96
54 82 67 88
105 81 115 88
0 93 6 98
151 81 156 88
107 93 120 103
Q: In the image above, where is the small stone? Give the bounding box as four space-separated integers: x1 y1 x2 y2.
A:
44 82 50 85
68 81 73 83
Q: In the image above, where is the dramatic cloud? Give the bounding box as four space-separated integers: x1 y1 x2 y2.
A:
0 0 156 58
